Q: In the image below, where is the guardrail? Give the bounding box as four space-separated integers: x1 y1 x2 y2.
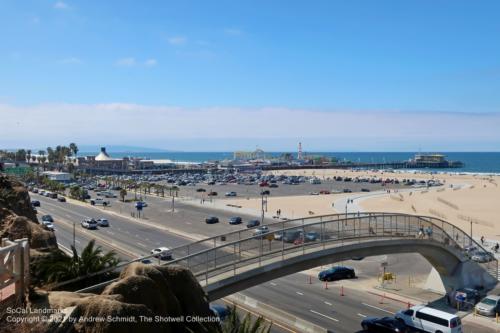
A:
72 213 498 293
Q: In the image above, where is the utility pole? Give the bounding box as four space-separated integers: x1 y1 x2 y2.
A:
261 193 265 225
172 195 175 213
73 220 76 248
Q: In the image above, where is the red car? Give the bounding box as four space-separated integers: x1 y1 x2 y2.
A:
259 181 269 187
319 190 331 194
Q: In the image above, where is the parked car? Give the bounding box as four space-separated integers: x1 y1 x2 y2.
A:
81 218 98 229
449 288 481 310
361 188 371 192
225 191 237 197
283 230 302 243
208 191 218 196
151 247 173 260
475 295 500 316
343 189 352 193
273 231 283 241
259 181 269 187
253 226 270 237
471 251 495 263
260 190 270 195
396 305 462 333
31 200 41 207
96 218 109 227
269 183 279 188
318 266 355 281
41 215 54 222
309 192 320 195
361 316 408 332
57 196 66 202
304 231 320 242
205 216 219 224
319 190 330 194
229 216 242 225
246 219 260 228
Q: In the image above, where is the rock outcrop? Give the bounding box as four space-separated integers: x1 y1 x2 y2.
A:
0 174 57 250
42 263 220 333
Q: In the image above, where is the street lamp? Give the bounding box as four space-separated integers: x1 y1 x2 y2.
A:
73 220 76 248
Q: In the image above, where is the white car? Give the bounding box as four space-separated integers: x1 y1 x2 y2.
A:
81 218 98 229
90 198 110 206
151 247 173 260
41 221 55 231
396 305 462 333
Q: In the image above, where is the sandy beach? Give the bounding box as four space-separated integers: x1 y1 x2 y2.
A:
223 169 500 242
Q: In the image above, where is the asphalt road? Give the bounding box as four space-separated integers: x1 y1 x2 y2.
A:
33 193 495 333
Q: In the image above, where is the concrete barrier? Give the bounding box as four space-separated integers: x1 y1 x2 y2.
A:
226 293 327 333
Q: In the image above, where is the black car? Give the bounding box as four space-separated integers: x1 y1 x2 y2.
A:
57 196 66 202
229 216 242 225
260 190 270 195
247 219 260 228
205 216 219 224
283 230 302 243
31 200 41 207
361 188 371 192
361 317 408 332
318 266 355 281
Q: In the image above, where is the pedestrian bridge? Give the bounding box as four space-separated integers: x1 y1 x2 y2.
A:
78 213 499 299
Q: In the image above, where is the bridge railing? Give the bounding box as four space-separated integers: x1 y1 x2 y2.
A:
73 213 498 293
161 213 497 287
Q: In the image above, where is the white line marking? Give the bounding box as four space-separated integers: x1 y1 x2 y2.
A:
296 291 304 296
324 301 332 306
75 239 81 244
309 309 339 322
357 313 367 318
137 242 147 248
270 282 277 286
362 303 395 315
65 214 71 218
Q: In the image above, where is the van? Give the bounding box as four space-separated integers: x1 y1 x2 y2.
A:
396 305 462 333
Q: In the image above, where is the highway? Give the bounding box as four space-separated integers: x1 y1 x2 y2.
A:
33 193 493 333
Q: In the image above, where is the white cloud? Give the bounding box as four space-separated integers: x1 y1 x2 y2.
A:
224 28 243 36
115 57 136 67
54 1 69 9
1 103 500 151
167 36 187 45
144 59 157 67
61 57 82 64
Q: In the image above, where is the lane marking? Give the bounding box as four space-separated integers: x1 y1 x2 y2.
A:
296 291 304 296
362 302 395 315
137 242 147 248
357 313 367 318
324 301 332 306
309 309 339 322
270 282 277 286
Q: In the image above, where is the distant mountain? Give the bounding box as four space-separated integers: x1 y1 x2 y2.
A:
77 145 178 153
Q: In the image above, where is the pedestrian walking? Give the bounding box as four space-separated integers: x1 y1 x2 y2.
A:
480 236 485 245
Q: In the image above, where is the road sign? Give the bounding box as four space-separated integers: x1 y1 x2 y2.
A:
265 234 274 241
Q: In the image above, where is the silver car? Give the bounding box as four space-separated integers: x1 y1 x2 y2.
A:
475 295 500 316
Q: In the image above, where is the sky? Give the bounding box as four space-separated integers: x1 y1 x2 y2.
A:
1 0 500 151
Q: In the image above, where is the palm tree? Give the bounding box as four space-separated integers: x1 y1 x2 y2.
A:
33 240 119 284
221 306 271 333
69 143 79 157
120 188 127 202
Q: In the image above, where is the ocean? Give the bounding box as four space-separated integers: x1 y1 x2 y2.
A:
79 151 500 174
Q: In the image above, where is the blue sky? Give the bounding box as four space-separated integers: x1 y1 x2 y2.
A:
1 1 500 151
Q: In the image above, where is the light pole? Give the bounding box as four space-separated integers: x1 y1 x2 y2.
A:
73 220 76 248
